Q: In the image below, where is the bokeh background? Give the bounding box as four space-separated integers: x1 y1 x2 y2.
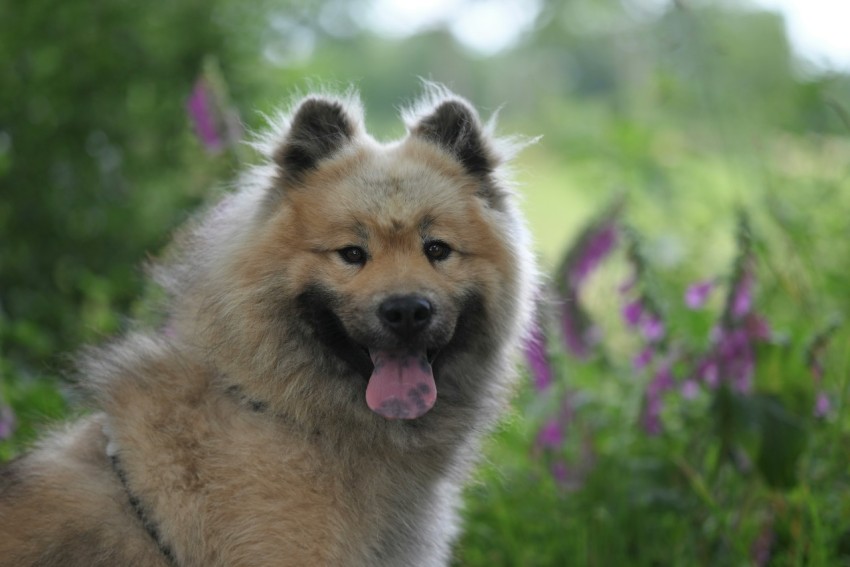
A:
2 0 849 564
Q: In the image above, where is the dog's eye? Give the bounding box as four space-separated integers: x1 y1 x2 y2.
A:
339 246 367 265
424 241 451 261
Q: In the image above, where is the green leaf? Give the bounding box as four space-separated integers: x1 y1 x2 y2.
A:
753 341 814 416
755 394 808 490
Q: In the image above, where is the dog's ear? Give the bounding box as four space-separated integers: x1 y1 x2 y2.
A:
410 98 497 177
273 97 358 183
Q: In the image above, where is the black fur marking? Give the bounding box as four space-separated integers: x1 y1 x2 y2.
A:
295 285 487 392
413 100 494 176
295 284 374 380
223 383 268 414
274 98 355 183
432 290 488 376
110 455 178 566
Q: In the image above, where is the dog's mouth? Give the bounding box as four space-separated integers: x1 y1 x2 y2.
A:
296 286 446 421
343 343 444 421
361 346 442 420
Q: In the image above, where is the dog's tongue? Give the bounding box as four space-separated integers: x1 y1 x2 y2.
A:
366 350 436 419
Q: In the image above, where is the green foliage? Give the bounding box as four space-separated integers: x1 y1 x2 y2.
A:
1 1 217 365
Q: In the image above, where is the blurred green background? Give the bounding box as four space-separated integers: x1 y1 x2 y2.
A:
2 0 849 565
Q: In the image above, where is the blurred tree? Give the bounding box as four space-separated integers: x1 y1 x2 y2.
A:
0 0 305 381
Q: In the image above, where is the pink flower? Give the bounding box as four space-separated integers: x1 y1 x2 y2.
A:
186 65 242 154
560 300 599 359
524 321 553 391
187 78 224 152
815 392 831 418
745 313 771 341
680 379 700 399
642 398 663 436
697 358 720 388
730 261 755 320
633 346 654 370
622 300 643 327
648 365 675 396
551 460 570 484
536 418 564 449
568 223 618 289
642 365 675 435
714 327 754 394
685 280 714 309
641 315 665 343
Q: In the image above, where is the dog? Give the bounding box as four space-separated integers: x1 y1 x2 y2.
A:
0 85 537 566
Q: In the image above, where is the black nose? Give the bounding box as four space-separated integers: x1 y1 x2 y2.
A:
378 295 432 339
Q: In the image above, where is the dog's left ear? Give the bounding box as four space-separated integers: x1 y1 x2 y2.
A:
410 98 498 177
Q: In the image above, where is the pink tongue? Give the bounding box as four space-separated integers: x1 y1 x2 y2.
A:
366 350 437 419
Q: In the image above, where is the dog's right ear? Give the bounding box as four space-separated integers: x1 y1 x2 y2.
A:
273 97 359 184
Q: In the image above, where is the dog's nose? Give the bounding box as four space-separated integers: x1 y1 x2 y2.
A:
378 295 432 338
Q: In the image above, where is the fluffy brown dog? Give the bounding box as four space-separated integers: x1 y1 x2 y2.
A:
0 86 537 566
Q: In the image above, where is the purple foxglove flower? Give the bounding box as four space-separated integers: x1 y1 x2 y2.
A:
698 358 720 388
568 223 618 289
685 280 714 309
714 327 754 394
730 265 755 319
633 345 654 370
187 78 224 152
622 299 643 327
680 379 700 399
731 285 752 318
536 418 565 449
641 398 663 436
551 460 569 483
745 313 771 341
641 315 665 343
648 365 675 397
560 300 598 359
815 391 831 418
524 321 553 391
642 365 675 435
551 459 570 485
0 405 16 440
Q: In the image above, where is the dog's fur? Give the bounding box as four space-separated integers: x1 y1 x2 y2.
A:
0 86 537 566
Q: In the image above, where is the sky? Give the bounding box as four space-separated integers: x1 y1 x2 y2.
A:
753 0 850 72
362 0 541 55
365 0 850 71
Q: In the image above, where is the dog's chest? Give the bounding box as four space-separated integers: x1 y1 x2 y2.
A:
146 424 455 566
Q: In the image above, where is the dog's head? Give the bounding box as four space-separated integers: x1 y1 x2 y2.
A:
194 88 535 423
